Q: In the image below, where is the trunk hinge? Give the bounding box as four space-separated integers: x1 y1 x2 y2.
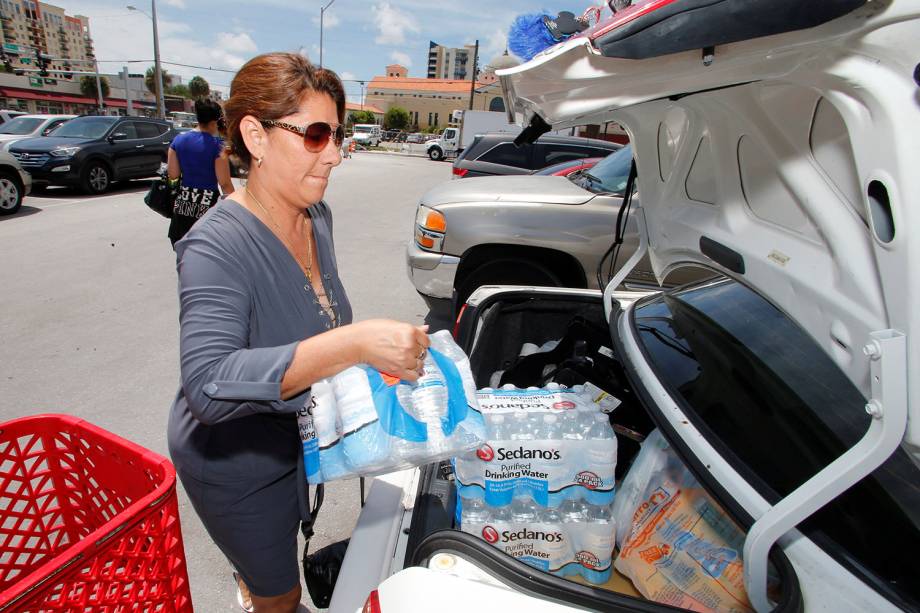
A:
743 329 908 612
603 207 648 322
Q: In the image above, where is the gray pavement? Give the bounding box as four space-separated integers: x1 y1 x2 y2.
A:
0 152 451 612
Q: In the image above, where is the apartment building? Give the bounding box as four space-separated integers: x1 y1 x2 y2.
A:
0 0 94 79
426 41 477 80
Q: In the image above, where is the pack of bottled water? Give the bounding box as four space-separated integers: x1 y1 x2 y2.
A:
459 496 616 584
298 330 486 483
455 384 619 507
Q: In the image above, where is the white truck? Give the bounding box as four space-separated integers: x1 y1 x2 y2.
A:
352 124 382 148
425 110 520 161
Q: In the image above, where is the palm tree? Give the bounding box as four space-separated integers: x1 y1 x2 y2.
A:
80 75 109 99
145 66 172 95
188 76 210 100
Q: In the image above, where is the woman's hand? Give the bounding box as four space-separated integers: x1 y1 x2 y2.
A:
351 320 430 382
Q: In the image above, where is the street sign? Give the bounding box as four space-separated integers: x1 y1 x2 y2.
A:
28 76 43 87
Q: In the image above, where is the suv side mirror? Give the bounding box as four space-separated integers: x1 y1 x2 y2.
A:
108 132 127 143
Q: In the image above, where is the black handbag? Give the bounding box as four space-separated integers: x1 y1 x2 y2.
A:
144 175 177 219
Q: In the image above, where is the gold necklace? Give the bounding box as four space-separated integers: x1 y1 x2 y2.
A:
246 186 313 282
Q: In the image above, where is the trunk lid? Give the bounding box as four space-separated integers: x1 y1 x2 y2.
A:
420 175 595 207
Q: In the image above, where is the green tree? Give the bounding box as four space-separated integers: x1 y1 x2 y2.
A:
145 66 173 95
80 75 109 99
384 106 409 130
347 110 377 125
188 75 210 100
167 84 190 98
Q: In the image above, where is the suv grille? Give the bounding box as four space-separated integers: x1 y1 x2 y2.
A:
11 151 49 168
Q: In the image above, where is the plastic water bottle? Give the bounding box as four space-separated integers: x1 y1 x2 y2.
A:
488 414 510 440
311 379 349 481
585 503 613 523
578 410 597 435
491 502 513 523
412 353 449 453
511 498 538 523
559 499 586 523
334 367 389 470
540 506 562 523
461 497 491 530
510 411 534 440
561 411 583 440
536 413 561 440
587 414 617 459
430 330 478 409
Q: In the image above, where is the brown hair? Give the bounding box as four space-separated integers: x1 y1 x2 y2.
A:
224 52 346 167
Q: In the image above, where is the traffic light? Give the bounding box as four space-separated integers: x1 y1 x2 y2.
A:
33 49 51 77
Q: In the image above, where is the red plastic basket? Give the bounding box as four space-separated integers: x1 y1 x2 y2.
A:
0 414 192 612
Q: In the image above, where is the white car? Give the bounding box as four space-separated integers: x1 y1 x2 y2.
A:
0 114 75 150
352 124 382 147
331 2 918 613
0 148 32 215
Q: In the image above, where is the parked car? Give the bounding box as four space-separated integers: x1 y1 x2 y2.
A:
9 115 176 194
407 133 428 144
0 114 75 150
0 148 32 215
333 2 919 613
0 109 26 125
409 145 707 324
452 133 620 179
532 156 602 176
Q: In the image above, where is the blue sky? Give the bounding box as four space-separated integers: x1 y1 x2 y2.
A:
51 0 589 103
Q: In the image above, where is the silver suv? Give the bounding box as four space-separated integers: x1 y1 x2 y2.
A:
407 145 702 325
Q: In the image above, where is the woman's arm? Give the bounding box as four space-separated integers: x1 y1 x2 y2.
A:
177 235 428 424
215 151 235 195
167 146 181 180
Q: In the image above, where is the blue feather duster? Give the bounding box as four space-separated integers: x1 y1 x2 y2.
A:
508 12 558 62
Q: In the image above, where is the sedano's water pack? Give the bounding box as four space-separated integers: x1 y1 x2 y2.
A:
459 496 616 584
297 331 486 482
454 384 619 507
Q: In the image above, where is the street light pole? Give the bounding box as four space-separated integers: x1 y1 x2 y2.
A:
93 57 104 114
128 2 165 118
319 0 336 69
151 0 165 118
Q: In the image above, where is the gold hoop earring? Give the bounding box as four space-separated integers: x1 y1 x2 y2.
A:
256 157 263 168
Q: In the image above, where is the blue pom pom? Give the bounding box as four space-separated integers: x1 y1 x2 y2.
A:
508 12 558 62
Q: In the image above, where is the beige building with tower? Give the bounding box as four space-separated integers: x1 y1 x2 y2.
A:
0 1 94 78
366 53 518 131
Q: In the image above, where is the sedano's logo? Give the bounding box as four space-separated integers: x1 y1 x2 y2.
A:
501 527 565 543
496 446 561 461
553 401 576 410
476 444 495 462
482 525 500 543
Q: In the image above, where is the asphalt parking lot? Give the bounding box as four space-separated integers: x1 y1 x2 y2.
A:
0 152 451 611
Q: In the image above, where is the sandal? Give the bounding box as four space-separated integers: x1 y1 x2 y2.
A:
233 571 254 613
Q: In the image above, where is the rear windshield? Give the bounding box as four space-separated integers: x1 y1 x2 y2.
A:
579 145 632 194
0 117 44 135
53 116 117 139
477 142 530 168
633 279 920 608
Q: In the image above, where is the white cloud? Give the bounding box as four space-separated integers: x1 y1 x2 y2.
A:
312 10 340 28
163 0 187 8
372 2 420 46
481 27 509 63
340 71 356 81
214 32 258 55
389 51 411 68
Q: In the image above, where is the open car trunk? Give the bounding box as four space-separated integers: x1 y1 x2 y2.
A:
402 288 802 612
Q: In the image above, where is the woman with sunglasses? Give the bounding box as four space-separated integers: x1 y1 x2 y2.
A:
166 98 235 246
167 53 430 613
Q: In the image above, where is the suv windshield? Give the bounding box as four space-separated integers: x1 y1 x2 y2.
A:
0 117 44 135
575 144 632 194
53 116 118 139
633 279 919 608
354 126 372 133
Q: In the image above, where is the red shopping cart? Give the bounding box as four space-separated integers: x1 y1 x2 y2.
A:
0 414 192 611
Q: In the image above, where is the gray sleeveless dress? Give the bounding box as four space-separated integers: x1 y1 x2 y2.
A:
167 198 352 597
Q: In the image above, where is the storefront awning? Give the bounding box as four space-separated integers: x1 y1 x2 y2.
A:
0 86 157 108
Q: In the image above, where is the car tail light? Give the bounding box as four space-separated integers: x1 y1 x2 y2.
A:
453 303 468 339
452 167 468 178
362 590 381 613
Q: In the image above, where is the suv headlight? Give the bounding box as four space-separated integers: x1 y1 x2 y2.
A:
50 146 81 157
415 205 446 252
